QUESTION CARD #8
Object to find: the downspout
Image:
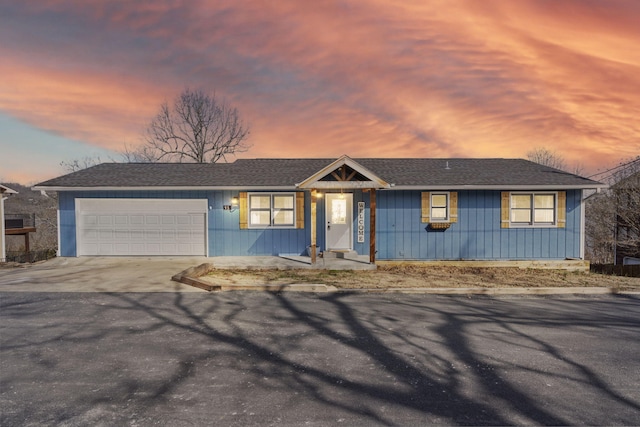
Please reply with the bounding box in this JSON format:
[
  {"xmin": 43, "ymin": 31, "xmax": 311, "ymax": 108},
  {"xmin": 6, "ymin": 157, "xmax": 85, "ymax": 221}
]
[
  {"xmin": 57, "ymin": 208, "xmax": 61, "ymax": 257},
  {"xmin": 580, "ymin": 190, "xmax": 586, "ymax": 260},
  {"xmin": 1, "ymin": 196, "xmax": 6, "ymax": 262}
]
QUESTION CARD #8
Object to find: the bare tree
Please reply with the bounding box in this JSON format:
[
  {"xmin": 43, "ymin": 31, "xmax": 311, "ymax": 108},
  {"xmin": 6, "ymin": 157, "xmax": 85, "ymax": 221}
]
[
  {"xmin": 585, "ymin": 157, "xmax": 640, "ymax": 264},
  {"xmin": 120, "ymin": 143, "xmax": 159, "ymax": 163},
  {"xmin": 610, "ymin": 161, "xmax": 640, "ymax": 263},
  {"xmin": 144, "ymin": 88, "xmax": 250, "ymax": 163},
  {"xmin": 585, "ymin": 193, "xmax": 616, "ymax": 263},
  {"xmin": 60, "ymin": 155, "xmax": 104, "ymax": 173},
  {"xmin": 526, "ymin": 147, "xmax": 586, "ymax": 175},
  {"xmin": 526, "ymin": 147, "xmax": 567, "ymax": 170}
]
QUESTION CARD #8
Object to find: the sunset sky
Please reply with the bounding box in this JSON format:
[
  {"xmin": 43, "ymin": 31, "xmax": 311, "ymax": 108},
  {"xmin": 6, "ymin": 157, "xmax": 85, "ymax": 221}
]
[{"xmin": 1, "ymin": 1, "xmax": 639, "ymax": 184}]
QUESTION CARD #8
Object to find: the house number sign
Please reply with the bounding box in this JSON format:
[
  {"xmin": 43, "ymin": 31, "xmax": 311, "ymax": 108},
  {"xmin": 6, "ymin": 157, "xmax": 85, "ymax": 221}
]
[{"xmin": 357, "ymin": 202, "xmax": 365, "ymax": 243}]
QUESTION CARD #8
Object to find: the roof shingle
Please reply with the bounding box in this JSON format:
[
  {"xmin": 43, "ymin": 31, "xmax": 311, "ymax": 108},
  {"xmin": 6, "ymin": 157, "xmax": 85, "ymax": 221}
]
[{"xmin": 34, "ymin": 158, "xmax": 603, "ymax": 189}]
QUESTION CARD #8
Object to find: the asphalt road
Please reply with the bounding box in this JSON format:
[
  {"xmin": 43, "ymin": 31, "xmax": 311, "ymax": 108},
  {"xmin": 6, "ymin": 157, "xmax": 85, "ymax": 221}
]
[{"xmin": 1, "ymin": 292, "xmax": 639, "ymax": 426}]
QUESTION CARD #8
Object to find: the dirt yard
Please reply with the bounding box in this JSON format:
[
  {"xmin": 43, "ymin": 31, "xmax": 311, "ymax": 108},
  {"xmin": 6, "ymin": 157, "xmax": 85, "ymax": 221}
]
[{"xmin": 205, "ymin": 265, "xmax": 640, "ymax": 291}]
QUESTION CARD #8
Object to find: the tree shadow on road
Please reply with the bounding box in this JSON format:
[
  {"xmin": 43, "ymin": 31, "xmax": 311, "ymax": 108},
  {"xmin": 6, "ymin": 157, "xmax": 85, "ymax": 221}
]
[{"xmin": 2, "ymin": 292, "xmax": 639, "ymax": 425}]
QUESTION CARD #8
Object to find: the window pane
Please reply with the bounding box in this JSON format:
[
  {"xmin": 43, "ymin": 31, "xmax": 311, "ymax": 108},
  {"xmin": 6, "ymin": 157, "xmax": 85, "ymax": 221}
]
[
  {"xmin": 431, "ymin": 194, "xmax": 447, "ymax": 207},
  {"xmin": 512, "ymin": 209, "xmax": 531, "ymax": 223},
  {"xmin": 535, "ymin": 195, "xmax": 555, "ymax": 209},
  {"xmin": 431, "ymin": 207, "xmax": 447, "ymax": 219},
  {"xmin": 250, "ymin": 195, "xmax": 271, "ymax": 209},
  {"xmin": 331, "ymin": 199, "xmax": 347, "ymax": 224},
  {"xmin": 535, "ymin": 209, "xmax": 555, "ymax": 223},
  {"xmin": 273, "ymin": 195, "xmax": 294, "ymax": 209},
  {"xmin": 512, "ymin": 195, "xmax": 531, "ymax": 209},
  {"xmin": 273, "ymin": 210, "xmax": 294, "ymax": 225},
  {"xmin": 250, "ymin": 211, "xmax": 270, "ymax": 225}
]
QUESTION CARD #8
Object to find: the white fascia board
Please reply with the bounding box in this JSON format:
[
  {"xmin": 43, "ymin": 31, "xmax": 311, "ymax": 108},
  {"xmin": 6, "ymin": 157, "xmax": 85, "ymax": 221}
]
[
  {"xmin": 309, "ymin": 181, "xmax": 384, "ymax": 189},
  {"xmin": 0, "ymin": 185, "xmax": 18, "ymax": 194},
  {"xmin": 32, "ymin": 183, "xmax": 607, "ymax": 192},
  {"xmin": 32, "ymin": 185, "xmax": 299, "ymax": 192},
  {"xmin": 389, "ymin": 184, "xmax": 608, "ymax": 191},
  {"xmin": 296, "ymin": 155, "xmax": 391, "ymax": 189}
]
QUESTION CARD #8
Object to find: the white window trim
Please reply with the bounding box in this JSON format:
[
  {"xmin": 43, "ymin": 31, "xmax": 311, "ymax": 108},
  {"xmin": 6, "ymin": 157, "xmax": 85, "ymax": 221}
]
[
  {"xmin": 430, "ymin": 192, "xmax": 450, "ymax": 223},
  {"xmin": 248, "ymin": 192, "xmax": 296, "ymax": 229},
  {"xmin": 509, "ymin": 192, "xmax": 558, "ymax": 228}
]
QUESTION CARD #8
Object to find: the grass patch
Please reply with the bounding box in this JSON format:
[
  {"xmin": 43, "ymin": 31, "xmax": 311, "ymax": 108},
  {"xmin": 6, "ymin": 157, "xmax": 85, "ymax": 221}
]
[{"xmin": 203, "ymin": 266, "xmax": 640, "ymax": 290}]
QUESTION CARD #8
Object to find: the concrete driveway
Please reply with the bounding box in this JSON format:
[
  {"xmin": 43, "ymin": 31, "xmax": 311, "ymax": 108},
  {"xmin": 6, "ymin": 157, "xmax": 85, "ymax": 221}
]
[
  {"xmin": 0, "ymin": 255, "xmax": 376, "ymax": 293},
  {"xmin": 0, "ymin": 257, "xmax": 210, "ymax": 292}
]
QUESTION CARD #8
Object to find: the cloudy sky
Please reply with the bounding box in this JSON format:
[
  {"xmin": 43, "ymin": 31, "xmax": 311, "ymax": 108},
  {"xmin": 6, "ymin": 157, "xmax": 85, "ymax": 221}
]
[{"xmin": 1, "ymin": 0, "xmax": 639, "ymax": 184}]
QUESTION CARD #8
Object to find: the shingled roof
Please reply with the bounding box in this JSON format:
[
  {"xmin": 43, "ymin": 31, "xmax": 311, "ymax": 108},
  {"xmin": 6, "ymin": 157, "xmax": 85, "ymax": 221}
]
[{"xmin": 33, "ymin": 158, "xmax": 604, "ymax": 190}]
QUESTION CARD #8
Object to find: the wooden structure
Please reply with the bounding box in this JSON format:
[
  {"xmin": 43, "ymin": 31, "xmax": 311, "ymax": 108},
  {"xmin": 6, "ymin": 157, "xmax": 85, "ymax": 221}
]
[
  {"xmin": 296, "ymin": 156, "xmax": 389, "ymax": 264},
  {"xmin": 4, "ymin": 213, "xmax": 37, "ymax": 263}
]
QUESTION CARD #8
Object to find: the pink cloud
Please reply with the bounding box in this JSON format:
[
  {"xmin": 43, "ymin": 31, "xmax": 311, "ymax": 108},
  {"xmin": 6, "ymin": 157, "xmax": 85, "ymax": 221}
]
[{"xmin": 0, "ymin": 0, "xmax": 638, "ymax": 177}]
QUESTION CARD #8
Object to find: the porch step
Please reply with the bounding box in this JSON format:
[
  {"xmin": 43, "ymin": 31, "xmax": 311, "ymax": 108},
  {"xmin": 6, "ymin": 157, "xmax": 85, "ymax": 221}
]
[{"xmin": 324, "ymin": 250, "xmax": 359, "ymax": 261}]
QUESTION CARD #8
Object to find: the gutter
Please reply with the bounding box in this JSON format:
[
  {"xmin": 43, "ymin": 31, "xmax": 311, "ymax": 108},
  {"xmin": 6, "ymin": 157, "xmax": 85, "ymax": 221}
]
[
  {"xmin": 32, "ymin": 185, "xmax": 300, "ymax": 192},
  {"xmin": 33, "ymin": 184, "xmax": 608, "ymax": 192}
]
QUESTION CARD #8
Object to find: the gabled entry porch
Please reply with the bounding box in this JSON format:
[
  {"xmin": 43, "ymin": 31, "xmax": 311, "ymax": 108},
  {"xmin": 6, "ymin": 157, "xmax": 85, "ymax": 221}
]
[{"xmin": 296, "ymin": 155, "xmax": 390, "ymax": 265}]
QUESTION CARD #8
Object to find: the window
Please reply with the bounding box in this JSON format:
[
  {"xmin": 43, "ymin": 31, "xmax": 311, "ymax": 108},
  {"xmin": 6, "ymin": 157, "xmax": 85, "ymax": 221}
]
[
  {"xmin": 248, "ymin": 193, "xmax": 295, "ymax": 228},
  {"xmin": 430, "ymin": 193, "xmax": 449, "ymax": 222},
  {"xmin": 421, "ymin": 192, "xmax": 458, "ymax": 223},
  {"xmin": 510, "ymin": 193, "xmax": 556, "ymax": 226}
]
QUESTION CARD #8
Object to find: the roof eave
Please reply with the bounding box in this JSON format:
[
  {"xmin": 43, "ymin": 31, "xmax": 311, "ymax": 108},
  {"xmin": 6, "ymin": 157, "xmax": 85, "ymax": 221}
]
[
  {"xmin": 33, "ymin": 183, "xmax": 608, "ymax": 192},
  {"xmin": 31, "ymin": 185, "xmax": 301, "ymax": 192},
  {"xmin": 0, "ymin": 185, "xmax": 18, "ymax": 194},
  {"xmin": 390, "ymin": 184, "xmax": 609, "ymax": 190}
]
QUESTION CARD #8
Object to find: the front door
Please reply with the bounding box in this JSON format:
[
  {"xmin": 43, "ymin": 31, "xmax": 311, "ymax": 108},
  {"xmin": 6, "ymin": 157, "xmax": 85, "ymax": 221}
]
[{"xmin": 326, "ymin": 193, "xmax": 352, "ymax": 250}]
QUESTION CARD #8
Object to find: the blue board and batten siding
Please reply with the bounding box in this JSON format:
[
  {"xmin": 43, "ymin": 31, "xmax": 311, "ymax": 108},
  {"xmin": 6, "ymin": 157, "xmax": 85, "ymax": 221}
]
[
  {"xmin": 375, "ymin": 190, "xmax": 581, "ymax": 260},
  {"xmin": 209, "ymin": 191, "xmax": 309, "ymax": 256},
  {"xmin": 58, "ymin": 189, "xmax": 582, "ymax": 260},
  {"xmin": 58, "ymin": 191, "xmax": 310, "ymax": 257}
]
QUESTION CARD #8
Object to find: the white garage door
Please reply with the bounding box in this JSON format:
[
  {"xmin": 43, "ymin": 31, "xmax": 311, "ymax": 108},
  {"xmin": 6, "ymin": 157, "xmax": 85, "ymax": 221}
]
[{"xmin": 76, "ymin": 199, "xmax": 207, "ymax": 256}]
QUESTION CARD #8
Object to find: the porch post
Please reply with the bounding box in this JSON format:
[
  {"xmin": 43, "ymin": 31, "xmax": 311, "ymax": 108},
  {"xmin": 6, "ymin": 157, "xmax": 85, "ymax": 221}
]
[
  {"xmin": 310, "ymin": 189, "xmax": 318, "ymax": 264},
  {"xmin": 369, "ymin": 189, "xmax": 376, "ymax": 264},
  {"xmin": 25, "ymin": 232, "xmax": 30, "ymax": 263}
]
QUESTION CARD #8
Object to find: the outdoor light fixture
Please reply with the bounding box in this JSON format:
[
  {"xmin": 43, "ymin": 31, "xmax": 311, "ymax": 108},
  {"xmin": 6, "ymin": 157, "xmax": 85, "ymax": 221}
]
[{"xmin": 223, "ymin": 196, "xmax": 240, "ymax": 211}]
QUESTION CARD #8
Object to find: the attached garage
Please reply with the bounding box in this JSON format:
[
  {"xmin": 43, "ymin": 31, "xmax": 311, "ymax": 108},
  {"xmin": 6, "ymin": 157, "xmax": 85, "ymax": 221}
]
[{"xmin": 76, "ymin": 199, "xmax": 207, "ymax": 256}]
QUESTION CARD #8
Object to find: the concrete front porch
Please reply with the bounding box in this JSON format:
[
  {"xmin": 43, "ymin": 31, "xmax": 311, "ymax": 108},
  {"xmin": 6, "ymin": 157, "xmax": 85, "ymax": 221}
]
[{"xmin": 210, "ymin": 254, "xmax": 377, "ymax": 270}]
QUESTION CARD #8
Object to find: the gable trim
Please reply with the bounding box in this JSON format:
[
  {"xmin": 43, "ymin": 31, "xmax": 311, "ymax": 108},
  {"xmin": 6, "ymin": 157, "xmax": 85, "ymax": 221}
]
[{"xmin": 296, "ymin": 155, "xmax": 391, "ymax": 189}]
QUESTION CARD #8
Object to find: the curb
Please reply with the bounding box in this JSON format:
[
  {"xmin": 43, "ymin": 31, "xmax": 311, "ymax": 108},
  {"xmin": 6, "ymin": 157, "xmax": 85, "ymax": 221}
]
[
  {"xmin": 335, "ymin": 286, "xmax": 623, "ymax": 295},
  {"xmin": 172, "ymin": 263, "xmax": 219, "ymax": 291},
  {"xmin": 172, "ymin": 265, "xmax": 339, "ymax": 293},
  {"xmin": 219, "ymin": 283, "xmax": 337, "ymax": 292}
]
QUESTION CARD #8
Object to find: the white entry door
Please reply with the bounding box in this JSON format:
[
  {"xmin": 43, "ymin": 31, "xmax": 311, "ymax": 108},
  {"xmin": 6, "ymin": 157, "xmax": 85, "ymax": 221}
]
[
  {"xmin": 326, "ymin": 193, "xmax": 352, "ymax": 250},
  {"xmin": 76, "ymin": 199, "xmax": 207, "ymax": 256}
]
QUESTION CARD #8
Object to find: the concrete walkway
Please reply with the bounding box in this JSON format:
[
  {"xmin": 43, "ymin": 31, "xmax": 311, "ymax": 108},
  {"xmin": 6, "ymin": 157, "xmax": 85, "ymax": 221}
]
[{"xmin": 209, "ymin": 255, "xmax": 376, "ymax": 270}]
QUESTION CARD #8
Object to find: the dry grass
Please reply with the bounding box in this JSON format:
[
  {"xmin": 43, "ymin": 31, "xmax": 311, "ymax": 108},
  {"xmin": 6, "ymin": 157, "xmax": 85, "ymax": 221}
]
[{"xmin": 203, "ymin": 265, "xmax": 640, "ymax": 291}]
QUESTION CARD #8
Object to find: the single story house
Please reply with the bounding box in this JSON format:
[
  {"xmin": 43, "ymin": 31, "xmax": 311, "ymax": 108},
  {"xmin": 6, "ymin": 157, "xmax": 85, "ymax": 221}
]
[{"xmin": 33, "ymin": 156, "xmax": 605, "ymax": 265}]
